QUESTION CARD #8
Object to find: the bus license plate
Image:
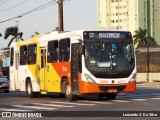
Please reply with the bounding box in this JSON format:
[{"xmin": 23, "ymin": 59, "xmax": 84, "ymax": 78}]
[{"xmin": 107, "ymin": 89, "xmax": 117, "ymax": 93}]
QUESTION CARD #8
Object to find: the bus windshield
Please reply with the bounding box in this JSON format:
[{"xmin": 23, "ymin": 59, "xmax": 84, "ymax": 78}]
[{"xmin": 84, "ymin": 39, "xmax": 135, "ymax": 78}]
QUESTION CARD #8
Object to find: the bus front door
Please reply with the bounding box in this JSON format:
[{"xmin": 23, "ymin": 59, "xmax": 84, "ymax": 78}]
[
  {"xmin": 40, "ymin": 48, "xmax": 46, "ymax": 91},
  {"xmin": 15, "ymin": 52, "xmax": 20, "ymax": 90},
  {"xmin": 71, "ymin": 43, "xmax": 81, "ymax": 94}
]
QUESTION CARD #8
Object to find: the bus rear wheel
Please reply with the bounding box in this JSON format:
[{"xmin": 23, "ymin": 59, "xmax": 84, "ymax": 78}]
[
  {"xmin": 26, "ymin": 80, "xmax": 37, "ymax": 98},
  {"xmin": 64, "ymin": 81, "xmax": 76, "ymax": 101}
]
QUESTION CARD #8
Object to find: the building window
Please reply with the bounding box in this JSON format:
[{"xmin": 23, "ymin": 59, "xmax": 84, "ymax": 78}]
[
  {"xmin": 111, "ymin": 13, "xmax": 115, "ymax": 16},
  {"xmin": 111, "ymin": 20, "xmax": 115, "ymax": 23}
]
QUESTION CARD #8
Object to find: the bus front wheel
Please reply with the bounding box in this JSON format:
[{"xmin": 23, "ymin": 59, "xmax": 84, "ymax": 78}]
[
  {"xmin": 26, "ymin": 80, "xmax": 37, "ymax": 98},
  {"xmin": 106, "ymin": 93, "xmax": 117, "ymax": 100},
  {"xmin": 98, "ymin": 93, "xmax": 117, "ymax": 100},
  {"xmin": 64, "ymin": 81, "xmax": 76, "ymax": 101}
]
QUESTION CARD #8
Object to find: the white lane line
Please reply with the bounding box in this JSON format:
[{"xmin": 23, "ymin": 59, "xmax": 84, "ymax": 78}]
[
  {"xmin": 0, "ymin": 108, "xmax": 30, "ymax": 111},
  {"xmin": 131, "ymin": 99, "xmax": 146, "ymax": 101},
  {"xmin": 77, "ymin": 100, "xmax": 112, "ymax": 104},
  {"xmin": 12, "ymin": 105, "xmax": 56, "ymax": 110},
  {"xmin": 111, "ymin": 100, "xmax": 129, "ymax": 102},
  {"xmin": 150, "ymin": 98, "xmax": 160, "ymax": 100},
  {"xmin": 50, "ymin": 101, "xmax": 95, "ymax": 106},
  {"xmin": 32, "ymin": 103, "xmax": 74, "ymax": 108}
]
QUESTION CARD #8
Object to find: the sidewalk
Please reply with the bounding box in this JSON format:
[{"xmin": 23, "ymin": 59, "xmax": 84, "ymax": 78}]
[{"xmin": 136, "ymin": 81, "xmax": 160, "ymax": 88}]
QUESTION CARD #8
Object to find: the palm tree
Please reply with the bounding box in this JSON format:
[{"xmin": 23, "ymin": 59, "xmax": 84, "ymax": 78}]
[
  {"xmin": 0, "ymin": 33, "xmax": 2, "ymax": 37},
  {"xmin": 133, "ymin": 28, "xmax": 157, "ymax": 82},
  {"xmin": 4, "ymin": 26, "xmax": 23, "ymax": 47},
  {"xmin": 133, "ymin": 28, "xmax": 157, "ymax": 47},
  {"xmin": 31, "ymin": 32, "xmax": 40, "ymax": 37}
]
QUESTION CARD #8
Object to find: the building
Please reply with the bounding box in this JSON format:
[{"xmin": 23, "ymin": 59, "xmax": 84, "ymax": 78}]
[
  {"xmin": 0, "ymin": 47, "xmax": 10, "ymax": 67},
  {"xmin": 97, "ymin": 0, "xmax": 160, "ymax": 45}
]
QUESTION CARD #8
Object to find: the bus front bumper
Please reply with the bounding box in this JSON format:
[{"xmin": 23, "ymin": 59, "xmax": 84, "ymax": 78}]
[{"xmin": 79, "ymin": 81, "xmax": 136, "ymax": 94}]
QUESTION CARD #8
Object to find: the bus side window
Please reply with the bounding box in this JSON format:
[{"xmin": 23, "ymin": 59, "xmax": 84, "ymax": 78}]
[
  {"xmin": 47, "ymin": 40, "xmax": 58, "ymax": 63},
  {"xmin": 10, "ymin": 47, "xmax": 14, "ymax": 66},
  {"xmin": 27, "ymin": 44, "xmax": 37, "ymax": 64},
  {"xmin": 20, "ymin": 45, "xmax": 27, "ymax": 65},
  {"xmin": 59, "ymin": 38, "xmax": 70, "ymax": 62}
]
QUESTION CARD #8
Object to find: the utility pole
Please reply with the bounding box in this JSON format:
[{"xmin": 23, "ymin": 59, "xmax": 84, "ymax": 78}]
[
  {"xmin": 146, "ymin": 0, "xmax": 150, "ymax": 82},
  {"xmin": 58, "ymin": 0, "xmax": 64, "ymax": 33}
]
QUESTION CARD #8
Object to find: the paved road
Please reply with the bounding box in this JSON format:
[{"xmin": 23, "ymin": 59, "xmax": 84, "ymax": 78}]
[{"xmin": 0, "ymin": 86, "xmax": 160, "ymax": 120}]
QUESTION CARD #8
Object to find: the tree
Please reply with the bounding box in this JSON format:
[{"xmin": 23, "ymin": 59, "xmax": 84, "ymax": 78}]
[
  {"xmin": 133, "ymin": 28, "xmax": 157, "ymax": 47},
  {"xmin": 133, "ymin": 28, "xmax": 157, "ymax": 82},
  {"xmin": 4, "ymin": 26, "xmax": 24, "ymax": 47},
  {"xmin": 0, "ymin": 33, "xmax": 2, "ymax": 37},
  {"xmin": 31, "ymin": 32, "xmax": 40, "ymax": 37}
]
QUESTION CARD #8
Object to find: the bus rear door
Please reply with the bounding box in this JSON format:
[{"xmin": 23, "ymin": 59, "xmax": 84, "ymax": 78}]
[{"xmin": 40, "ymin": 48, "xmax": 46, "ymax": 92}]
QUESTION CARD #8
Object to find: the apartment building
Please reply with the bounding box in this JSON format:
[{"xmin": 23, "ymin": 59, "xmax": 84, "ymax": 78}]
[{"xmin": 97, "ymin": 0, "xmax": 160, "ymax": 45}]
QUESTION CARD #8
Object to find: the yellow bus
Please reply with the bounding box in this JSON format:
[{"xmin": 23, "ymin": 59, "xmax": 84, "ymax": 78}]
[{"xmin": 10, "ymin": 29, "xmax": 136, "ymax": 101}]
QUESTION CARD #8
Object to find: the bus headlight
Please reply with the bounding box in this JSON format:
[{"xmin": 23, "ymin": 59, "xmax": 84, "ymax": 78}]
[
  {"xmin": 129, "ymin": 73, "xmax": 136, "ymax": 83},
  {"xmin": 84, "ymin": 73, "xmax": 96, "ymax": 84}
]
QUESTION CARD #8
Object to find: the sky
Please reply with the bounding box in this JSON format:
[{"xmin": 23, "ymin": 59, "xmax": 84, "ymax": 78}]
[{"xmin": 0, "ymin": 0, "xmax": 97, "ymax": 48}]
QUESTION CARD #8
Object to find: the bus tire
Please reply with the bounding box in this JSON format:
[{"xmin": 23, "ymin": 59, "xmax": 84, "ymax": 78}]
[
  {"xmin": 64, "ymin": 81, "xmax": 76, "ymax": 101},
  {"xmin": 106, "ymin": 93, "xmax": 117, "ymax": 100},
  {"xmin": 98, "ymin": 93, "xmax": 107, "ymax": 98},
  {"xmin": 26, "ymin": 80, "xmax": 37, "ymax": 98}
]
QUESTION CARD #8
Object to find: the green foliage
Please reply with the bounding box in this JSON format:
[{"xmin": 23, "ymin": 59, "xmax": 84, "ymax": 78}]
[
  {"xmin": 133, "ymin": 28, "xmax": 157, "ymax": 47},
  {"xmin": 4, "ymin": 26, "xmax": 23, "ymax": 47},
  {"xmin": 31, "ymin": 32, "xmax": 40, "ymax": 37}
]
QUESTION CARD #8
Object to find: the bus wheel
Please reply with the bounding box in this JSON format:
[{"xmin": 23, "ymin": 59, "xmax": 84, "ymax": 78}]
[
  {"xmin": 106, "ymin": 93, "xmax": 117, "ymax": 100},
  {"xmin": 26, "ymin": 80, "xmax": 37, "ymax": 98},
  {"xmin": 65, "ymin": 81, "xmax": 76, "ymax": 101},
  {"xmin": 98, "ymin": 93, "xmax": 107, "ymax": 98}
]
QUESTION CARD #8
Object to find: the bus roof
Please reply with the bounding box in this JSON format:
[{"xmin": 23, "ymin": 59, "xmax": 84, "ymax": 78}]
[{"xmin": 10, "ymin": 29, "xmax": 131, "ymax": 47}]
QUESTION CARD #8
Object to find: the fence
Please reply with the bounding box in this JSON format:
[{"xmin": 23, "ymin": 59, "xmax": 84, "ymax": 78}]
[
  {"xmin": 136, "ymin": 46, "xmax": 160, "ymax": 73},
  {"xmin": 136, "ymin": 46, "xmax": 160, "ymax": 82}
]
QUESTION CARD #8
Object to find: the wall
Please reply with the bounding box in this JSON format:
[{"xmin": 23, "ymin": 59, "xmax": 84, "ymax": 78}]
[{"xmin": 137, "ymin": 73, "xmax": 160, "ymax": 82}]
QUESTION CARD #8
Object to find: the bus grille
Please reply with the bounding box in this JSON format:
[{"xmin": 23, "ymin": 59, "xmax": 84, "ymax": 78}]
[{"xmin": 98, "ymin": 86, "xmax": 126, "ymax": 92}]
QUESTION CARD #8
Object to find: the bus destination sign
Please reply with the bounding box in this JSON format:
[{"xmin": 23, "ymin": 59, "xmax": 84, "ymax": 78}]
[{"xmin": 84, "ymin": 31, "xmax": 131, "ymax": 39}]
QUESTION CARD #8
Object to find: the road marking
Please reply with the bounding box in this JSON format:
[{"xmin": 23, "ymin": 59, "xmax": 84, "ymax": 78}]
[
  {"xmin": 32, "ymin": 103, "xmax": 74, "ymax": 108},
  {"xmin": 132, "ymin": 99, "xmax": 146, "ymax": 101},
  {"xmin": 12, "ymin": 105, "xmax": 56, "ymax": 110},
  {"xmin": 111, "ymin": 100, "xmax": 129, "ymax": 102},
  {"xmin": 150, "ymin": 98, "xmax": 160, "ymax": 100},
  {"xmin": 50, "ymin": 101, "xmax": 95, "ymax": 106},
  {"xmin": 78, "ymin": 100, "xmax": 112, "ymax": 104},
  {"xmin": 0, "ymin": 108, "xmax": 30, "ymax": 111}
]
